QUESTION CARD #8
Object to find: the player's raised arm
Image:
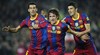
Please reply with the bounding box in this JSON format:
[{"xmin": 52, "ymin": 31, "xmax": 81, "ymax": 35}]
[{"xmin": 2, "ymin": 25, "xmax": 21, "ymax": 32}]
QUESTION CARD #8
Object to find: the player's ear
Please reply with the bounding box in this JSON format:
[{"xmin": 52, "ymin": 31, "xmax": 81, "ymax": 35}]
[
  {"xmin": 28, "ymin": 9, "xmax": 30, "ymax": 12},
  {"xmin": 57, "ymin": 16, "xmax": 59, "ymax": 20}
]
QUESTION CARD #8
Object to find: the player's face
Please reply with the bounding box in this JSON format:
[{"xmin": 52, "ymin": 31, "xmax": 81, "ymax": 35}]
[
  {"xmin": 49, "ymin": 13, "xmax": 58, "ymax": 25},
  {"xmin": 28, "ymin": 5, "xmax": 37, "ymax": 16},
  {"xmin": 68, "ymin": 6, "xmax": 77, "ymax": 16}
]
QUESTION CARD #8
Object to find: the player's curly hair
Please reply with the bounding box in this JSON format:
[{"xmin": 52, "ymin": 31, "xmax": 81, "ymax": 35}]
[{"xmin": 48, "ymin": 8, "xmax": 59, "ymax": 20}]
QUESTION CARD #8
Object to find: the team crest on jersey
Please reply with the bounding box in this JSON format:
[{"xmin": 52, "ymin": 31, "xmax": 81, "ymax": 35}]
[
  {"xmin": 48, "ymin": 30, "xmax": 52, "ymax": 33},
  {"xmin": 52, "ymin": 26, "xmax": 56, "ymax": 31},
  {"xmin": 80, "ymin": 25, "xmax": 84, "ymax": 28},
  {"xmin": 75, "ymin": 22, "xmax": 79, "ymax": 27},
  {"xmin": 56, "ymin": 30, "xmax": 61, "ymax": 34}
]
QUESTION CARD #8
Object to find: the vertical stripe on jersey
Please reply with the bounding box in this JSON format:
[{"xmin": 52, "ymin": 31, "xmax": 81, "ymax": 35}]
[
  {"xmin": 40, "ymin": 28, "xmax": 47, "ymax": 49},
  {"xmin": 47, "ymin": 32, "xmax": 52, "ymax": 51},
  {"xmin": 32, "ymin": 30, "xmax": 37, "ymax": 48},
  {"xmin": 69, "ymin": 18, "xmax": 75, "ymax": 31},
  {"xmin": 51, "ymin": 33, "xmax": 58, "ymax": 51},
  {"xmin": 36, "ymin": 29, "xmax": 42, "ymax": 48},
  {"xmin": 56, "ymin": 23, "xmax": 63, "ymax": 52},
  {"xmin": 27, "ymin": 18, "xmax": 32, "ymax": 39},
  {"xmin": 61, "ymin": 32, "xmax": 66, "ymax": 52}
]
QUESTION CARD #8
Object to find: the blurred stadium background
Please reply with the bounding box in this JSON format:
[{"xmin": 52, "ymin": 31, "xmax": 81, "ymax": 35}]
[{"xmin": 0, "ymin": 0, "xmax": 100, "ymax": 55}]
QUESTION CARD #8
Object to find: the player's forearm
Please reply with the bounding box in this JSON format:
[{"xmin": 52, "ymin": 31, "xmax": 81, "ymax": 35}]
[
  {"xmin": 9, "ymin": 28, "xmax": 18, "ymax": 32},
  {"xmin": 78, "ymin": 28, "xmax": 90, "ymax": 36},
  {"xmin": 70, "ymin": 28, "xmax": 90, "ymax": 37},
  {"xmin": 67, "ymin": 25, "xmax": 77, "ymax": 35},
  {"xmin": 9, "ymin": 26, "xmax": 20, "ymax": 32}
]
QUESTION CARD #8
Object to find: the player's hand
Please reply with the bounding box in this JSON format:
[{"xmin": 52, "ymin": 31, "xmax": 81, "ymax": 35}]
[
  {"xmin": 33, "ymin": 24, "xmax": 39, "ymax": 29},
  {"xmin": 29, "ymin": 26, "xmax": 33, "ymax": 29},
  {"xmin": 2, "ymin": 26, "xmax": 10, "ymax": 32},
  {"xmin": 81, "ymin": 34, "xmax": 90, "ymax": 42}
]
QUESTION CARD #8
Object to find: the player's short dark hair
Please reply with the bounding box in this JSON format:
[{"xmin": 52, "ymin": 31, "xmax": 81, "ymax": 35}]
[
  {"xmin": 67, "ymin": 1, "xmax": 78, "ymax": 9},
  {"xmin": 28, "ymin": 2, "xmax": 36, "ymax": 8},
  {"xmin": 48, "ymin": 8, "xmax": 59, "ymax": 20}
]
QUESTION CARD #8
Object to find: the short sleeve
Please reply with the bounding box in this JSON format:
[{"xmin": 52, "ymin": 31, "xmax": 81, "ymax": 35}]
[{"xmin": 82, "ymin": 13, "xmax": 90, "ymax": 24}]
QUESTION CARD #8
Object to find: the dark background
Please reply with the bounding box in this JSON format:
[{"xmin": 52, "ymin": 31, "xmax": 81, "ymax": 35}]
[{"xmin": 0, "ymin": 0, "xmax": 100, "ymax": 55}]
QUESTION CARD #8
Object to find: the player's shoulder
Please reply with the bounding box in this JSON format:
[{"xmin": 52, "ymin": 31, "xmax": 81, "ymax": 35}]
[
  {"xmin": 81, "ymin": 12, "xmax": 88, "ymax": 18},
  {"xmin": 65, "ymin": 15, "xmax": 71, "ymax": 19},
  {"xmin": 38, "ymin": 14, "xmax": 47, "ymax": 21},
  {"xmin": 59, "ymin": 20, "xmax": 68, "ymax": 26},
  {"xmin": 62, "ymin": 15, "xmax": 71, "ymax": 20},
  {"xmin": 25, "ymin": 16, "xmax": 30, "ymax": 19},
  {"xmin": 22, "ymin": 16, "xmax": 30, "ymax": 21}
]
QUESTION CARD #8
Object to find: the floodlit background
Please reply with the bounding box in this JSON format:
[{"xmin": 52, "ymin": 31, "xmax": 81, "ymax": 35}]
[{"xmin": 0, "ymin": 0, "xmax": 100, "ymax": 55}]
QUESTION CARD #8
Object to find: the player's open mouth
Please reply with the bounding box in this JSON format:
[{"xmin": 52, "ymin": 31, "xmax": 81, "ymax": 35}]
[{"xmin": 51, "ymin": 19, "xmax": 55, "ymax": 21}]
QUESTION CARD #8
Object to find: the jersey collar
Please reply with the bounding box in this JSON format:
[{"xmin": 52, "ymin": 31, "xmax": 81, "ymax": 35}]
[
  {"xmin": 30, "ymin": 13, "xmax": 38, "ymax": 20},
  {"xmin": 72, "ymin": 13, "xmax": 79, "ymax": 20},
  {"xmin": 54, "ymin": 20, "xmax": 60, "ymax": 25}
]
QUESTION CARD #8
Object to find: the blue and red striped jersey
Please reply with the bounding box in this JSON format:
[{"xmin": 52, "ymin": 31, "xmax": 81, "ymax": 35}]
[
  {"xmin": 63, "ymin": 13, "xmax": 96, "ymax": 48},
  {"xmin": 46, "ymin": 20, "xmax": 68, "ymax": 53},
  {"xmin": 20, "ymin": 13, "xmax": 48, "ymax": 49},
  {"xmin": 63, "ymin": 13, "xmax": 90, "ymax": 32}
]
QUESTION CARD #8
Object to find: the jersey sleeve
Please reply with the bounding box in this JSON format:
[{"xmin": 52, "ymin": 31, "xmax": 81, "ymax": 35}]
[
  {"xmin": 62, "ymin": 17, "xmax": 69, "ymax": 23},
  {"xmin": 82, "ymin": 13, "xmax": 90, "ymax": 24},
  {"xmin": 20, "ymin": 19, "xmax": 26, "ymax": 28},
  {"xmin": 62, "ymin": 23, "xmax": 68, "ymax": 31}
]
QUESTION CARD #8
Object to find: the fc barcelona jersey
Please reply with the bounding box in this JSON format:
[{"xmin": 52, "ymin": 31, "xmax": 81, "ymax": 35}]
[
  {"xmin": 20, "ymin": 13, "xmax": 48, "ymax": 49},
  {"xmin": 63, "ymin": 13, "xmax": 94, "ymax": 44},
  {"xmin": 47, "ymin": 20, "xmax": 68, "ymax": 52}
]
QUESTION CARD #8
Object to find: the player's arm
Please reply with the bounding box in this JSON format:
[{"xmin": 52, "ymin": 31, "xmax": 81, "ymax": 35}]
[
  {"xmin": 66, "ymin": 25, "xmax": 76, "ymax": 34},
  {"xmin": 78, "ymin": 23, "xmax": 90, "ymax": 35},
  {"xmin": 2, "ymin": 25, "xmax": 21, "ymax": 32},
  {"xmin": 77, "ymin": 24, "xmax": 90, "ymax": 36},
  {"xmin": 70, "ymin": 14, "xmax": 91, "ymax": 37},
  {"xmin": 9, "ymin": 25, "xmax": 21, "ymax": 32},
  {"xmin": 68, "ymin": 23, "xmax": 90, "ymax": 37}
]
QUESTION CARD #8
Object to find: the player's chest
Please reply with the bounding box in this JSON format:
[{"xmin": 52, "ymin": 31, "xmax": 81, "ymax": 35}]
[
  {"xmin": 69, "ymin": 19, "xmax": 84, "ymax": 29},
  {"xmin": 27, "ymin": 19, "xmax": 40, "ymax": 27},
  {"xmin": 47, "ymin": 25, "xmax": 62, "ymax": 34}
]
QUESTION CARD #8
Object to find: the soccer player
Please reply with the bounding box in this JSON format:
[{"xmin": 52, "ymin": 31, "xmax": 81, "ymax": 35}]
[
  {"xmin": 46, "ymin": 8, "xmax": 68, "ymax": 55},
  {"xmin": 62, "ymin": 1, "xmax": 97, "ymax": 55},
  {"xmin": 2, "ymin": 2, "xmax": 47, "ymax": 55}
]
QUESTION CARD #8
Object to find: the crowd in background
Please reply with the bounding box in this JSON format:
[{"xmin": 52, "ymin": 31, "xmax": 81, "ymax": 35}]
[{"xmin": 0, "ymin": 0, "xmax": 100, "ymax": 55}]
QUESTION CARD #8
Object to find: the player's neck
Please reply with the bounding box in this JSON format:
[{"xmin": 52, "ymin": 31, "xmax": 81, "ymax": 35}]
[
  {"xmin": 30, "ymin": 13, "xmax": 38, "ymax": 20},
  {"xmin": 31, "ymin": 13, "xmax": 37, "ymax": 17},
  {"xmin": 50, "ymin": 20, "xmax": 59, "ymax": 25},
  {"xmin": 72, "ymin": 12, "xmax": 79, "ymax": 20}
]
